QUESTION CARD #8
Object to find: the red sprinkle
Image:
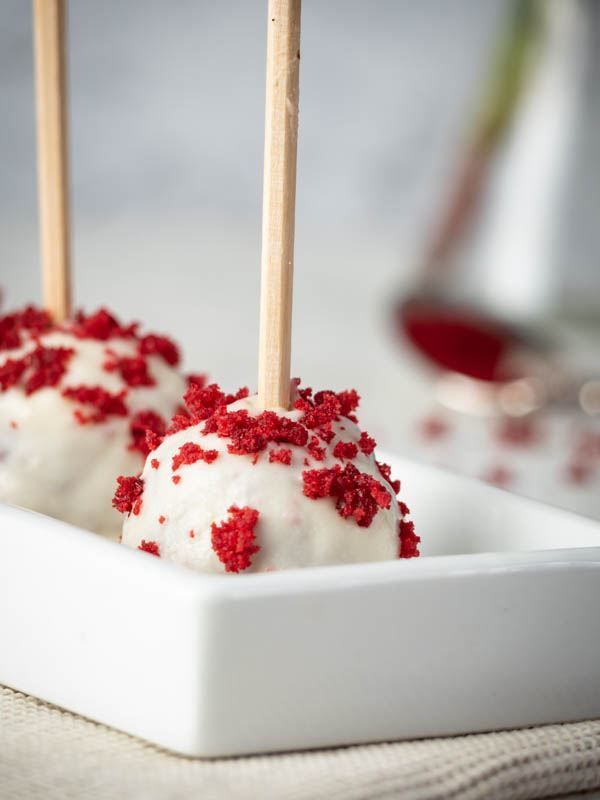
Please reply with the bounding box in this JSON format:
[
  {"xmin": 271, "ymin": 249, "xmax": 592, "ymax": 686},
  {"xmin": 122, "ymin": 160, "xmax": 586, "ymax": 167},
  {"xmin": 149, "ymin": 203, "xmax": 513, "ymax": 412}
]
[
  {"xmin": 172, "ymin": 442, "xmax": 219, "ymax": 471},
  {"xmin": 0, "ymin": 306, "xmax": 52, "ymax": 351},
  {"xmin": 184, "ymin": 383, "xmax": 249, "ymax": 422},
  {"xmin": 129, "ymin": 410, "xmax": 166, "ymax": 455},
  {"xmin": 333, "ymin": 440, "xmax": 359, "ymax": 460},
  {"xmin": 303, "ymin": 463, "xmax": 391, "ymax": 527},
  {"xmin": 104, "ymin": 353, "xmax": 155, "ymax": 387},
  {"xmin": 376, "ymin": 460, "xmax": 400, "ymax": 494},
  {"xmin": 139, "ymin": 333, "xmax": 180, "ymax": 367},
  {"xmin": 0, "ymin": 358, "xmax": 26, "ymax": 392},
  {"xmin": 203, "ymin": 407, "xmax": 308, "ymax": 456},
  {"xmin": 151, "ymin": 458, "xmax": 160, "ymax": 469},
  {"xmin": 70, "ymin": 308, "xmax": 137, "ymax": 341},
  {"xmin": 358, "ymin": 431, "xmax": 376, "ymax": 455},
  {"xmin": 211, "ymin": 505, "xmax": 260, "ymax": 573},
  {"xmin": 399, "ymin": 519, "xmax": 420, "ymax": 558},
  {"xmin": 307, "ymin": 436, "xmax": 326, "ymax": 461},
  {"xmin": 269, "ymin": 448, "xmax": 292, "ymax": 465},
  {"xmin": 187, "ymin": 373, "xmax": 207, "ymax": 388},
  {"xmin": 138, "ymin": 540, "xmax": 160, "ymax": 557},
  {"xmin": 22, "ymin": 345, "xmax": 74, "ymax": 395},
  {"xmin": 63, "ymin": 385, "xmax": 128, "ymax": 424},
  {"xmin": 113, "ymin": 475, "xmax": 144, "ymax": 515}
]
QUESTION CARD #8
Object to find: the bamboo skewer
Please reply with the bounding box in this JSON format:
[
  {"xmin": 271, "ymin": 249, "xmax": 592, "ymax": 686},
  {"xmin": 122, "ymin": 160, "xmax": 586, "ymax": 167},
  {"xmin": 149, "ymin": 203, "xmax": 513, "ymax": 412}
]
[
  {"xmin": 33, "ymin": 0, "xmax": 72, "ymax": 323},
  {"xmin": 257, "ymin": 0, "xmax": 301, "ymax": 411}
]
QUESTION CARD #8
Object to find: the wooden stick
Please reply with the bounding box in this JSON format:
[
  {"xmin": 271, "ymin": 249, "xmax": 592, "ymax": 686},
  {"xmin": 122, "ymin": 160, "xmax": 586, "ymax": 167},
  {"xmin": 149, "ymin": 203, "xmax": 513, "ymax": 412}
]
[
  {"xmin": 33, "ymin": 0, "xmax": 72, "ymax": 323},
  {"xmin": 257, "ymin": 0, "xmax": 301, "ymax": 410}
]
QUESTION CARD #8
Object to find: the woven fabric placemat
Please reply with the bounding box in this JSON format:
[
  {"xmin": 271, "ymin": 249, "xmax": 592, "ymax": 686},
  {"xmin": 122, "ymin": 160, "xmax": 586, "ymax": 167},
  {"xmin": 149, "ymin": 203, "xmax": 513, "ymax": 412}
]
[{"xmin": 1, "ymin": 686, "xmax": 600, "ymax": 800}]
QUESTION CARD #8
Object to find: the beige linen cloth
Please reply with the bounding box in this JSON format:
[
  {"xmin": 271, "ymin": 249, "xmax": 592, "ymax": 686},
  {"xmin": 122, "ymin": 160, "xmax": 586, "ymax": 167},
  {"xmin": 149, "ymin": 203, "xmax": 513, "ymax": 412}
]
[{"xmin": 1, "ymin": 686, "xmax": 600, "ymax": 800}]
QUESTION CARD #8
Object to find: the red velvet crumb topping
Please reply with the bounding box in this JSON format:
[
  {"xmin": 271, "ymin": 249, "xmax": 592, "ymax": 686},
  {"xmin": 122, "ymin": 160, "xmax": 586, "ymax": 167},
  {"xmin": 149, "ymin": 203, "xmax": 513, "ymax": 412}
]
[
  {"xmin": 302, "ymin": 463, "xmax": 391, "ymax": 527},
  {"xmin": 269, "ymin": 448, "xmax": 292, "ymax": 465},
  {"xmin": 70, "ymin": 308, "xmax": 138, "ymax": 341},
  {"xmin": 203, "ymin": 407, "xmax": 308, "ymax": 456},
  {"xmin": 113, "ymin": 475, "xmax": 144, "ymax": 515},
  {"xmin": 0, "ymin": 358, "xmax": 26, "ymax": 392},
  {"xmin": 151, "ymin": 458, "xmax": 160, "ymax": 469},
  {"xmin": 129, "ymin": 410, "xmax": 166, "ymax": 456},
  {"xmin": 376, "ymin": 460, "xmax": 401, "ymax": 494},
  {"xmin": 158, "ymin": 515, "xmax": 166, "ymax": 524},
  {"xmin": 104, "ymin": 352, "xmax": 155, "ymax": 387},
  {"xmin": 358, "ymin": 431, "xmax": 376, "ymax": 455},
  {"xmin": 138, "ymin": 540, "xmax": 160, "ymax": 557},
  {"xmin": 172, "ymin": 442, "xmax": 219, "ymax": 471},
  {"xmin": 139, "ymin": 333, "xmax": 180, "ymax": 367},
  {"xmin": 0, "ymin": 306, "xmax": 52, "ymax": 351},
  {"xmin": 399, "ymin": 519, "xmax": 420, "ymax": 559},
  {"xmin": 211, "ymin": 505, "xmax": 260, "ymax": 573},
  {"xmin": 63, "ymin": 385, "xmax": 128, "ymax": 424},
  {"xmin": 0, "ymin": 345, "xmax": 76, "ymax": 395},
  {"xmin": 172, "ymin": 475, "xmax": 181, "ymax": 484},
  {"xmin": 333, "ymin": 440, "xmax": 358, "ymax": 460}
]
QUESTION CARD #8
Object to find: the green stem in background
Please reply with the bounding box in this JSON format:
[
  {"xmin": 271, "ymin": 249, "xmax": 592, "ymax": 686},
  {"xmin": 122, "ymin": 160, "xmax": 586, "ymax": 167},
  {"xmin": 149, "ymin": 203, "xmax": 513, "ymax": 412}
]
[{"xmin": 423, "ymin": 0, "xmax": 543, "ymax": 274}]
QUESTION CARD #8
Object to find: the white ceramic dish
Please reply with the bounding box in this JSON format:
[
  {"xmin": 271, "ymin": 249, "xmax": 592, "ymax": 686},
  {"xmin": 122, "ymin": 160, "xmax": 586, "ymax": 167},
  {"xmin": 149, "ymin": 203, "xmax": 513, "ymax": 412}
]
[{"xmin": 1, "ymin": 455, "xmax": 600, "ymax": 757}]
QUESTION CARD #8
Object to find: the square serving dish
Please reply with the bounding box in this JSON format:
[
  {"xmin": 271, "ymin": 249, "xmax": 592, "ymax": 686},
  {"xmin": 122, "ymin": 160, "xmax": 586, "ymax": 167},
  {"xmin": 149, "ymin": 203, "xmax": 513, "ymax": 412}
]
[{"xmin": 1, "ymin": 454, "xmax": 600, "ymax": 757}]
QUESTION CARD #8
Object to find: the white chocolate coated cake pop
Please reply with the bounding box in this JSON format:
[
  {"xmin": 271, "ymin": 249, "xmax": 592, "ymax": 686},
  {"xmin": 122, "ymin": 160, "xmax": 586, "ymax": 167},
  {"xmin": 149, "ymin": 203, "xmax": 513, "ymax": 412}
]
[
  {"xmin": 117, "ymin": 382, "xmax": 419, "ymax": 573},
  {"xmin": 0, "ymin": 306, "xmax": 188, "ymax": 536}
]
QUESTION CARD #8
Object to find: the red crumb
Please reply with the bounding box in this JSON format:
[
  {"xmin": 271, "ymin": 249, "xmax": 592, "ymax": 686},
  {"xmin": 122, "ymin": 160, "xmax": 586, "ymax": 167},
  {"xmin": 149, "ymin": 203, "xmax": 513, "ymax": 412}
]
[
  {"xmin": 269, "ymin": 448, "xmax": 292, "ymax": 465},
  {"xmin": 104, "ymin": 353, "xmax": 155, "ymax": 387},
  {"xmin": 211, "ymin": 505, "xmax": 260, "ymax": 573},
  {"xmin": 398, "ymin": 500, "xmax": 410, "ymax": 516},
  {"xmin": 70, "ymin": 308, "xmax": 137, "ymax": 341},
  {"xmin": 481, "ymin": 465, "xmax": 513, "ymax": 488},
  {"xmin": 188, "ymin": 529, "xmax": 196, "ymax": 539},
  {"xmin": 129, "ymin": 410, "xmax": 166, "ymax": 456},
  {"xmin": 208, "ymin": 407, "xmax": 308, "ymax": 456},
  {"xmin": 333, "ymin": 440, "xmax": 359, "ymax": 460},
  {"xmin": 172, "ymin": 475, "xmax": 181, "ymax": 484},
  {"xmin": 307, "ymin": 436, "xmax": 326, "ymax": 461},
  {"xmin": 0, "ymin": 306, "xmax": 52, "ymax": 351},
  {"xmin": 151, "ymin": 458, "xmax": 160, "ymax": 469},
  {"xmin": 399, "ymin": 519, "xmax": 420, "ymax": 558},
  {"xmin": 138, "ymin": 540, "xmax": 160, "ymax": 557},
  {"xmin": 113, "ymin": 475, "xmax": 144, "ymax": 515},
  {"xmin": 496, "ymin": 416, "xmax": 541, "ymax": 447},
  {"xmin": 145, "ymin": 429, "xmax": 164, "ymax": 453},
  {"xmin": 139, "ymin": 334, "xmax": 180, "ymax": 367},
  {"xmin": 21, "ymin": 345, "xmax": 74, "ymax": 394},
  {"xmin": 172, "ymin": 442, "xmax": 219, "ymax": 471},
  {"xmin": 565, "ymin": 461, "xmax": 594, "ymax": 485},
  {"xmin": 158, "ymin": 515, "xmax": 166, "ymax": 524},
  {"xmin": 376, "ymin": 460, "xmax": 401, "ymax": 494},
  {"xmin": 186, "ymin": 373, "xmax": 207, "ymax": 388},
  {"xmin": 358, "ymin": 431, "xmax": 376, "ymax": 455},
  {"xmin": 418, "ymin": 415, "xmax": 449, "ymax": 441},
  {"xmin": 63, "ymin": 385, "xmax": 128, "ymax": 423},
  {"xmin": 183, "ymin": 382, "xmax": 249, "ymax": 422},
  {"xmin": 0, "ymin": 358, "xmax": 26, "ymax": 392},
  {"xmin": 9, "ymin": 420, "xmax": 17, "ymax": 429},
  {"xmin": 303, "ymin": 463, "xmax": 391, "ymax": 527}
]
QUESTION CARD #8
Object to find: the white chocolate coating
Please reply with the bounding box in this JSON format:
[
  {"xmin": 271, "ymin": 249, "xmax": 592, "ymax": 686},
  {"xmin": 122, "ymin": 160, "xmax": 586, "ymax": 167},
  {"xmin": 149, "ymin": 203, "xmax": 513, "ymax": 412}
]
[
  {"xmin": 122, "ymin": 395, "xmax": 402, "ymax": 572},
  {"xmin": 0, "ymin": 328, "xmax": 186, "ymax": 537}
]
